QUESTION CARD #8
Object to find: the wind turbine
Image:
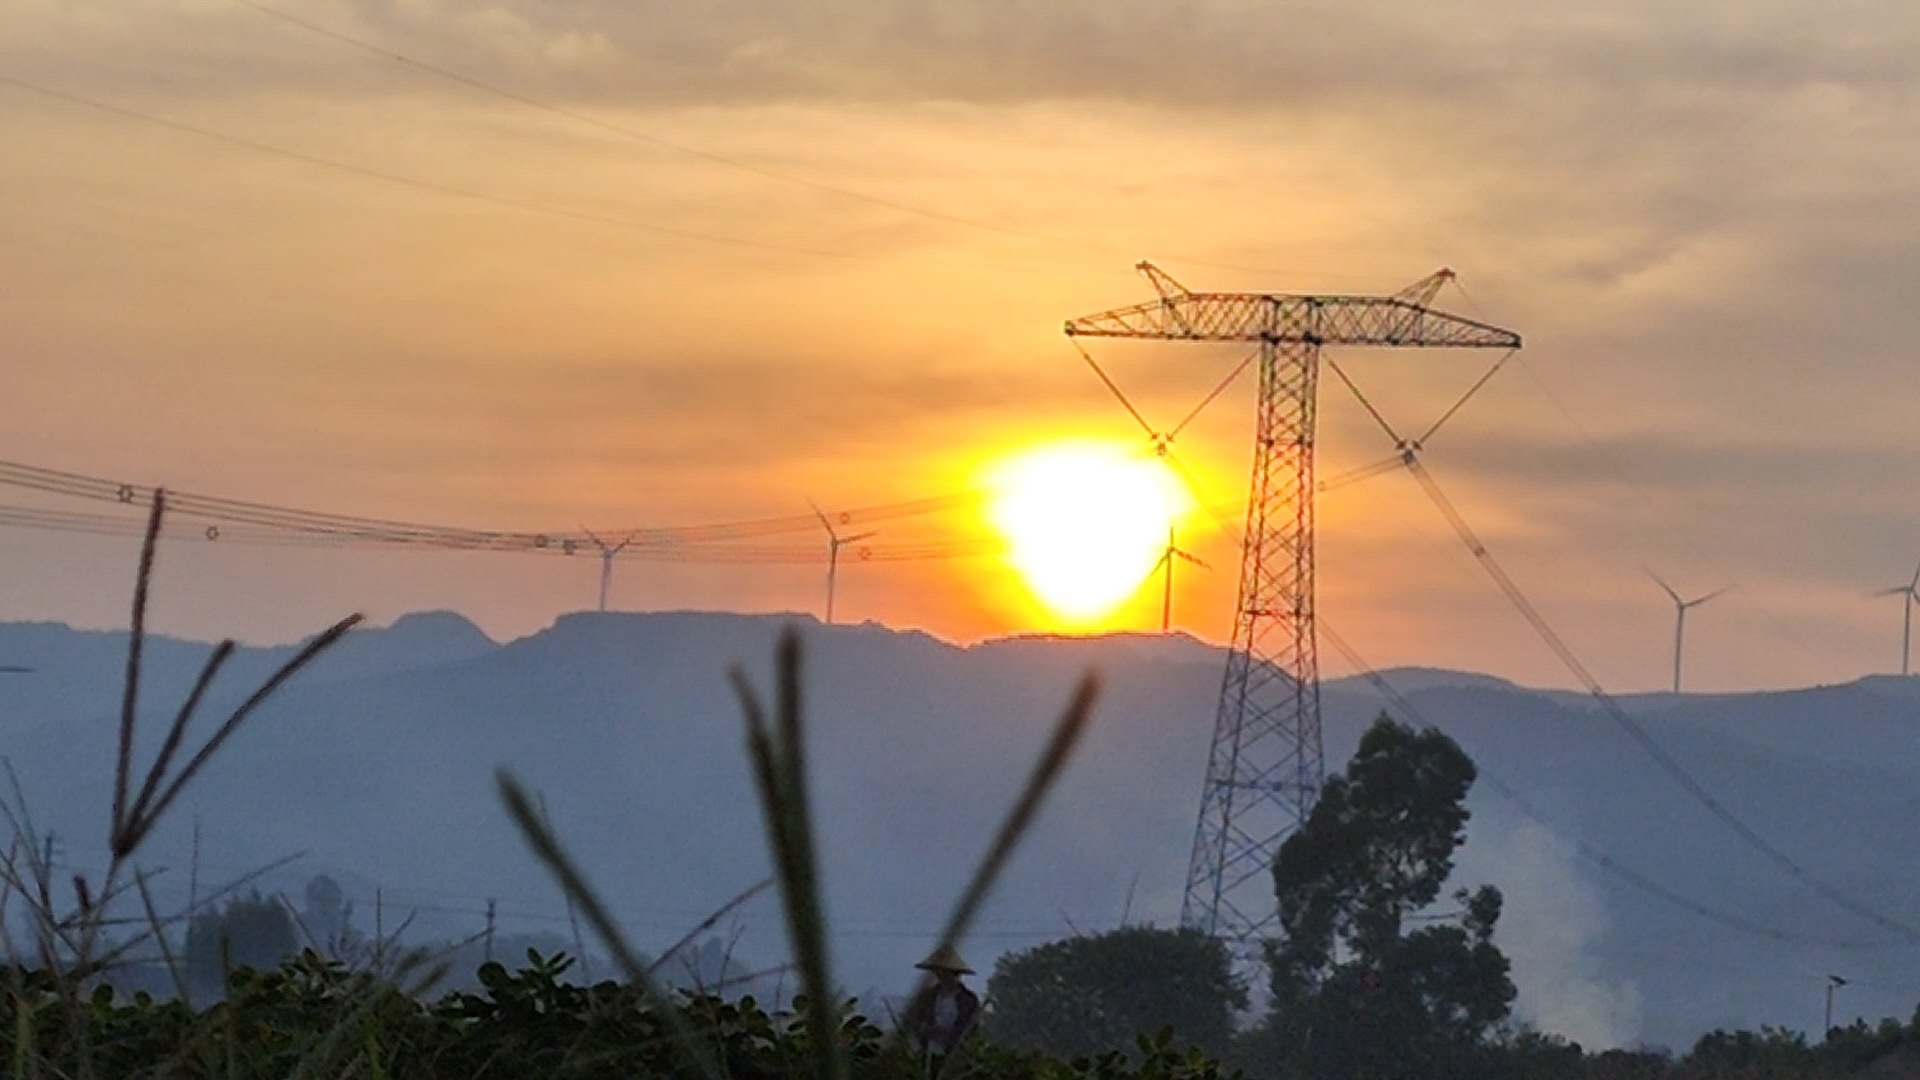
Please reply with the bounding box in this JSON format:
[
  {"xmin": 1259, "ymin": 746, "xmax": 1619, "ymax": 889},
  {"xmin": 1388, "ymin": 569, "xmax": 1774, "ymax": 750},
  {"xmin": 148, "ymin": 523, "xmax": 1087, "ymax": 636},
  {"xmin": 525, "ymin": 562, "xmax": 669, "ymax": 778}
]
[
  {"xmin": 582, "ymin": 529, "xmax": 638, "ymax": 613},
  {"xmin": 810, "ymin": 501, "xmax": 875, "ymax": 626},
  {"xmin": 1874, "ymin": 559, "xmax": 1920, "ymax": 676},
  {"xmin": 1648, "ymin": 571, "xmax": 1734, "ymax": 694},
  {"xmin": 1152, "ymin": 526, "xmax": 1208, "ymax": 633}
]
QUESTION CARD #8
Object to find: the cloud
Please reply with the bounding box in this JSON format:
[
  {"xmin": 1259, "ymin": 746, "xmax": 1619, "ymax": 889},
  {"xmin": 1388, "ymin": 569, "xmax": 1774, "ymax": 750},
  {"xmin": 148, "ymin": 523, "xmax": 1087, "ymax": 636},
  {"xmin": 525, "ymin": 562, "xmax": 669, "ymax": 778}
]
[
  {"xmin": 7, "ymin": 0, "xmax": 1920, "ymax": 674},
  {"xmin": 9, "ymin": 0, "xmax": 1916, "ymax": 115}
]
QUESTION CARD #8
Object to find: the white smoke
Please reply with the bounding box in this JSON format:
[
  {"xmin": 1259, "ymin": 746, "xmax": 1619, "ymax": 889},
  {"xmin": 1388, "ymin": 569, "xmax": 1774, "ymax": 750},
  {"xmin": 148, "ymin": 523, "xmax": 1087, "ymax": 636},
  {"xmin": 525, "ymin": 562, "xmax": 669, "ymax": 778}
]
[{"xmin": 1455, "ymin": 810, "xmax": 1643, "ymax": 1049}]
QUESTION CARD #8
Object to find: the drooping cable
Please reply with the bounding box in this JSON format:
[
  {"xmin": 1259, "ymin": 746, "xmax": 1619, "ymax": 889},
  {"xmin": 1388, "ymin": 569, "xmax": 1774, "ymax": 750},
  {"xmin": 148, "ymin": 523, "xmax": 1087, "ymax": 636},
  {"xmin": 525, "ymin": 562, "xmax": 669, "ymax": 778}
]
[
  {"xmin": 1068, "ymin": 337, "xmax": 1158, "ymax": 440},
  {"xmin": 1316, "ymin": 617, "xmax": 1883, "ymax": 951},
  {"xmin": 1415, "ymin": 348, "xmax": 1518, "ymax": 447},
  {"xmin": 1400, "ymin": 454, "xmax": 1920, "ymax": 941},
  {"xmin": 230, "ymin": 0, "xmax": 1299, "ymax": 278},
  {"xmin": 0, "ymin": 73, "xmax": 873, "ymax": 263},
  {"xmin": 0, "ymin": 501, "xmax": 1000, "ymax": 563},
  {"xmin": 1325, "ymin": 357, "xmax": 1407, "ymax": 448},
  {"xmin": 1167, "ymin": 348, "xmax": 1259, "ymax": 439},
  {"xmin": 0, "ymin": 457, "xmax": 986, "ymax": 554}
]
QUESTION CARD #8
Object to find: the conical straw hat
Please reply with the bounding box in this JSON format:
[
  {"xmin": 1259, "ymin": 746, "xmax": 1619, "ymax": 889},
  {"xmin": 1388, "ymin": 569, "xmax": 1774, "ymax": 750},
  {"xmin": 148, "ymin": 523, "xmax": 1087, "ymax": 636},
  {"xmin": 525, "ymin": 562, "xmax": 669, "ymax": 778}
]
[{"xmin": 915, "ymin": 943, "xmax": 974, "ymax": 974}]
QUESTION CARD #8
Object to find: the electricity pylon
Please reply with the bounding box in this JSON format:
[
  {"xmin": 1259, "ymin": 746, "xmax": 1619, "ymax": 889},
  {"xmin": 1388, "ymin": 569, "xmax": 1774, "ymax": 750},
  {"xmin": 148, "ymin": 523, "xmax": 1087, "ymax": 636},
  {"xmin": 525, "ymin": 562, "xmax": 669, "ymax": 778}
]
[{"xmin": 1065, "ymin": 263, "xmax": 1521, "ymax": 949}]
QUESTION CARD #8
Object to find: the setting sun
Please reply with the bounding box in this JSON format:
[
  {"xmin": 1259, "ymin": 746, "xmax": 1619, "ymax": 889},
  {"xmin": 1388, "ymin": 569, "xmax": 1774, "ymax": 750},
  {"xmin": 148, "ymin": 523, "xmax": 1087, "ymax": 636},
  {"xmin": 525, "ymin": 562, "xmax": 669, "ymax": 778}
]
[{"xmin": 986, "ymin": 441, "xmax": 1193, "ymax": 623}]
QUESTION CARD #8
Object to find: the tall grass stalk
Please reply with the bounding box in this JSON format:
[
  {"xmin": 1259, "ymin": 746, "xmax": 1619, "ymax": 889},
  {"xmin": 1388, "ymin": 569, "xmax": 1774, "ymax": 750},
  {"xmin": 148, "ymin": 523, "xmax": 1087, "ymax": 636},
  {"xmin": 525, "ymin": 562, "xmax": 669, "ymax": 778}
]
[
  {"xmin": 0, "ymin": 489, "xmax": 361, "ymax": 1080},
  {"xmin": 505, "ymin": 623, "xmax": 1102, "ymax": 1080},
  {"xmin": 497, "ymin": 772, "xmax": 725, "ymax": 1080}
]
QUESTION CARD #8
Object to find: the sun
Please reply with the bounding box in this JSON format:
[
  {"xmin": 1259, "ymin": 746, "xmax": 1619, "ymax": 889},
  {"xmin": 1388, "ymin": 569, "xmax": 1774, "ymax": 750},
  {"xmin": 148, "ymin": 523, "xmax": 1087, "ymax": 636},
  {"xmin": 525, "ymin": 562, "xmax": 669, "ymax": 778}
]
[{"xmin": 986, "ymin": 441, "xmax": 1193, "ymax": 624}]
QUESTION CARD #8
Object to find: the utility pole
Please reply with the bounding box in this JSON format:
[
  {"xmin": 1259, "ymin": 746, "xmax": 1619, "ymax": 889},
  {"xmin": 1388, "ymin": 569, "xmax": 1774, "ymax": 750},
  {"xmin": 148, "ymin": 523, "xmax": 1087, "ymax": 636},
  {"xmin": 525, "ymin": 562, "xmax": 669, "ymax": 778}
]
[
  {"xmin": 809, "ymin": 501, "xmax": 875, "ymax": 626},
  {"xmin": 1067, "ymin": 263, "xmax": 1519, "ymax": 951}
]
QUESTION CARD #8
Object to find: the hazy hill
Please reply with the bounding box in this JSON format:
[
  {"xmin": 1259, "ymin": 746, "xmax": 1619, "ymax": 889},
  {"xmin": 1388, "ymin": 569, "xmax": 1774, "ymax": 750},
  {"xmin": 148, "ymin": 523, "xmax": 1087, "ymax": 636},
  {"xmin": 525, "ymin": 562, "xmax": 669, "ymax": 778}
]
[{"xmin": 2, "ymin": 610, "xmax": 1918, "ymax": 1049}]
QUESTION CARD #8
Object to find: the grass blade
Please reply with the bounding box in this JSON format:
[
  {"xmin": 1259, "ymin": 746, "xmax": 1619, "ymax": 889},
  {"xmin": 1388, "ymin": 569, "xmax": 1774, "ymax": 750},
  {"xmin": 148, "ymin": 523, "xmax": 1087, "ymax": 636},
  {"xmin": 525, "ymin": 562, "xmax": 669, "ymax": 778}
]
[
  {"xmin": 127, "ymin": 614, "xmax": 362, "ymax": 855},
  {"xmin": 895, "ymin": 673, "xmax": 1099, "ymax": 1061},
  {"xmin": 112, "ymin": 491, "xmax": 165, "ymax": 848},
  {"xmin": 122, "ymin": 640, "xmax": 234, "ymax": 848},
  {"xmin": 935, "ymin": 673, "xmax": 1099, "ymax": 948},
  {"xmin": 730, "ymin": 629, "xmax": 845, "ymax": 1080},
  {"xmin": 646, "ymin": 877, "xmax": 774, "ymax": 977},
  {"xmin": 497, "ymin": 770, "xmax": 723, "ymax": 1080}
]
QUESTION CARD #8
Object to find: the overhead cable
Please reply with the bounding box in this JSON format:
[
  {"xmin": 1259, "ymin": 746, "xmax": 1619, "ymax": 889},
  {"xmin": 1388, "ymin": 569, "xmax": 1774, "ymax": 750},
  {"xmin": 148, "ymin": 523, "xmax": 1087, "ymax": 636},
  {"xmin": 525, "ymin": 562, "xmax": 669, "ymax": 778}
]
[
  {"xmin": 232, "ymin": 0, "xmax": 1296, "ymax": 278},
  {"xmin": 0, "ymin": 457, "xmax": 987, "ymax": 556},
  {"xmin": 1401, "ymin": 454, "xmax": 1920, "ymax": 942},
  {"xmin": 1317, "ymin": 617, "xmax": 1883, "ymax": 951}
]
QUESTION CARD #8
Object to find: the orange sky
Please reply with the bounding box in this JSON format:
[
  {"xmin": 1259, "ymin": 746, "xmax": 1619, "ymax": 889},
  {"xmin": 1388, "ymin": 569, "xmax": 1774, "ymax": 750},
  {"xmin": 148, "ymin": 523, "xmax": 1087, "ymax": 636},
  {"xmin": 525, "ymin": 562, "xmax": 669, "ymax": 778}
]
[{"xmin": 5, "ymin": 0, "xmax": 1920, "ymax": 691}]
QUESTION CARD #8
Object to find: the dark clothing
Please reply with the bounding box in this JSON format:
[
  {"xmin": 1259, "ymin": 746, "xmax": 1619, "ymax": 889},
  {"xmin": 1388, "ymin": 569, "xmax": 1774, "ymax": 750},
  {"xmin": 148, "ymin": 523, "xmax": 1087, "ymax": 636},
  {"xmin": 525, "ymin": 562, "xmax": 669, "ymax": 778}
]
[{"xmin": 906, "ymin": 981, "xmax": 980, "ymax": 1053}]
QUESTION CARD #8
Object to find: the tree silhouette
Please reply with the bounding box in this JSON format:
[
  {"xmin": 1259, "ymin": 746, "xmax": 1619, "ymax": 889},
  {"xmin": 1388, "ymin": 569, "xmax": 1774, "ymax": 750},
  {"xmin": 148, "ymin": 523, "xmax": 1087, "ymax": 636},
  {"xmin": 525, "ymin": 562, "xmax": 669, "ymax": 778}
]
[
  {"xmin": 986, "ymin": 925, "xmax": 1246, "ymax": 1058},
  {"xmin": 185, "ymin": 890, "xmax": 299, "ymax": 991},
  {"xmin": 1257, "ymin": 715, "xmax": 1514, "ymax": 1079}
]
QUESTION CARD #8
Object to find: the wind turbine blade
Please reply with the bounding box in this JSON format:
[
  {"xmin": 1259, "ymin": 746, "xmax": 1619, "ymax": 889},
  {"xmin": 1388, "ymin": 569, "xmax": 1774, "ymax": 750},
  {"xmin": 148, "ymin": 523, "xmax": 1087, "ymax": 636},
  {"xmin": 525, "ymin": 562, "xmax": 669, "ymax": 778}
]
[
  {"xmin": 1645, "ymin": 568, "xmax": 1682, "ymax": 605},
  {"xmin": 1071, "ymin": 337, "xmax": 1157, "ymax": 438},
  {"xmin": 806, "ymin": 498, "xmax": 837, "ymax": 539},
  {"xmin": 1875, "ymin": 587, "xmax": 1911, "ymax": 597},
  {"xmin": 843, "ymin": 530, "xmax": 879, "ymax": 544},
  {"xmin": 1909, "ymin": 558, "xmax": 1920, "ymax": 591},
  {"xmin": 1693, "ymin": 584, "xmax": 1736, "ymax": 607},
  {"xmin": 1173, "ymin": 550, "xmax": 1210, "ymax": 570},
  {"xmin": 1168, "ymin": 347, "xmax": 1257, "ymax": 439}
]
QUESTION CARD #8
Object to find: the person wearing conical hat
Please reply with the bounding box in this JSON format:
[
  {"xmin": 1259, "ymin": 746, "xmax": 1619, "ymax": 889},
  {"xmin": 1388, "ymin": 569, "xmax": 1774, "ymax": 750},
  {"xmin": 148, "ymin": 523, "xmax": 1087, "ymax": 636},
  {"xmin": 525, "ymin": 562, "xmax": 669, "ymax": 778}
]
[{"xmin": 906, "ymin": 944, "xmax": 980, "ymax": 1055}]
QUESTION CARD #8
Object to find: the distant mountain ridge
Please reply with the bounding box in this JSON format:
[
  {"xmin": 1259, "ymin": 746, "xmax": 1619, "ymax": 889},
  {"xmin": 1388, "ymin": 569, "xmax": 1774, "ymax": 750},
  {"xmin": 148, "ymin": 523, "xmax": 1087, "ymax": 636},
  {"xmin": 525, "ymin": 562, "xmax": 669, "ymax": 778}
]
[{"xmin": 3, "ymin": 609, "xmax": 1919, "ymax": 1050}]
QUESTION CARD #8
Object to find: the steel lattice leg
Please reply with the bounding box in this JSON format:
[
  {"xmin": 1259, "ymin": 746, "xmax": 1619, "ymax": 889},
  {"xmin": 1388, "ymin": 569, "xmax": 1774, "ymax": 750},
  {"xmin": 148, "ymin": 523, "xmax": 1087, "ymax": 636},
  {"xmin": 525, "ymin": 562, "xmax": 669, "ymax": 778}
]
[{"xmin": 1180, "ymin": 339, "xmax": 1326, "ymax": 950}]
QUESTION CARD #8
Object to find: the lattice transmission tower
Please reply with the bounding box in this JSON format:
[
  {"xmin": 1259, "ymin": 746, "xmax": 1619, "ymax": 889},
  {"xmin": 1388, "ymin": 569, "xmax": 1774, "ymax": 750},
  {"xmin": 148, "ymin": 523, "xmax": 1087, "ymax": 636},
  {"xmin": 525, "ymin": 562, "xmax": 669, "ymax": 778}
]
[{"xmin": 1065, "ymin": 264, "xmax": 1522, "ymax": 950}]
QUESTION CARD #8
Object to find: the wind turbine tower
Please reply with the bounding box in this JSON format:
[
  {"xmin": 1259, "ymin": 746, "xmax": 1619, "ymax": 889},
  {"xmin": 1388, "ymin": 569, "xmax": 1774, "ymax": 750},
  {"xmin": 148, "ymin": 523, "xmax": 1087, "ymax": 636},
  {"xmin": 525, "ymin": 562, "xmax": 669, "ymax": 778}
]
[
  {"xmin": 1648, "ymin": 571, "xmax": 1733, "ymax": 694},
  {"xmin": 1153, "ymin": 526, "xmax": 1207, "ymax": 633},
  {"xmin": 583, "ymin": 530, "xmax": 637, "ymax": 613},
  {"xmin": 810, "ymin": 501, "xmax": 875, "ymax": 626},
  {"xmin": 1066, "ymin": 262, "xmax": 1520, "ymax": 950},
  {"xmin": 1875, "ymin": 559, "xmax": 1920, "ymax": 676}
]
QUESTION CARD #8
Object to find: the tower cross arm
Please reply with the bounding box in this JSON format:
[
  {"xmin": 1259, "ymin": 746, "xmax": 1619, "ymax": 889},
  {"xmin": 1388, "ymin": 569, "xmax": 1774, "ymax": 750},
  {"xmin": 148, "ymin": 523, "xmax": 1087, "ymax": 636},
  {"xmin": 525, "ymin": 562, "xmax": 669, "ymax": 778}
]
[{"xmin": 1064, "ymin": 290, "xmax": 1521, "ymax": 350}]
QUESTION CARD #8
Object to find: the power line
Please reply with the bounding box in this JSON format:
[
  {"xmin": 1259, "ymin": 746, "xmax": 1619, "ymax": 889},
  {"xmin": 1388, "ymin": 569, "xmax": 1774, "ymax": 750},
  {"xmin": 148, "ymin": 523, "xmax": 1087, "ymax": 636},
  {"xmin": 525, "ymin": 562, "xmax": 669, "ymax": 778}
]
[
  {"xmin": 229, "ymin": 0, "xmax": 1293, "ymax": 278},
  {"xmin": 1439, "ymin": 280, "xmax": 1841, "ymax": 673},
  {"xmin": 0, "ymin": 456, "xmax": 986, "ymax": 555},
  {"xmin": 0, "ymin": 72, "xmax": 879, "ymax": 263},
  {"xmin": 1512, "ymin": 356, "xmax": 1843, "ymax": 671},
  {"xmin": 0, "ymin": 503, "xmax": 1002, "ymax": 563},
  {"xmin": 1310, "ymin": 323, "xmax": 1920, "ymax": 943},
  {"xmin": 1317, "ymin": 617, "xmax": 1884, "ymax": 952},
  {"xmin": 1400, "ymin": 454, "xmax": 1920, "ymax": 942}
]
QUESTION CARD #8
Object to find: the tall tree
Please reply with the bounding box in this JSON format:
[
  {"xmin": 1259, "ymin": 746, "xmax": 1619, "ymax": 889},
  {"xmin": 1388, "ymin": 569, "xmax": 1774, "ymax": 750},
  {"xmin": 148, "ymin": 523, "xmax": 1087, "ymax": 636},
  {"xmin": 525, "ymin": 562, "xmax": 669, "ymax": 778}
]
[
  {"xmin": 185, "ymin": 890, "xmax": 299, "ymax": 991},
  {"xmin": 1259, "ymin": 716, "xmax": 1514, "ymax": 1079},
  {"xmin": 985, "ymin": 925, "xmax": 1247, "ymax": 1058}
]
